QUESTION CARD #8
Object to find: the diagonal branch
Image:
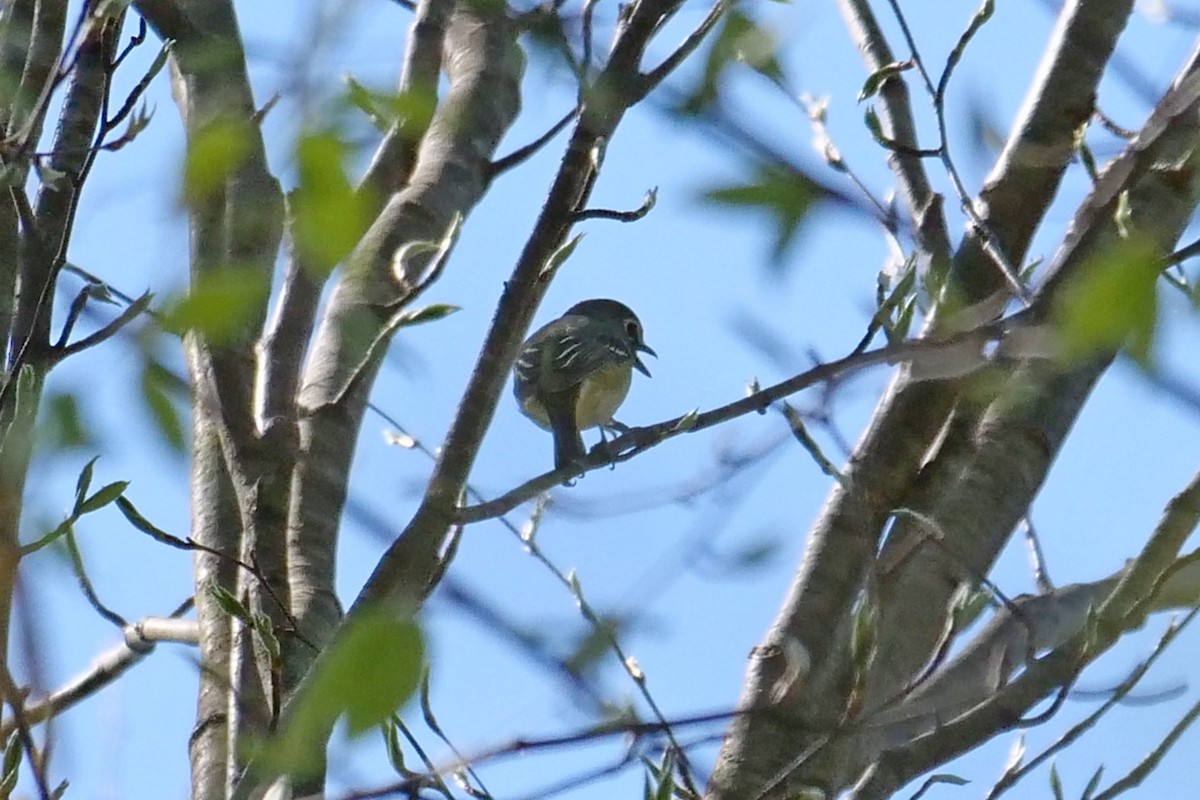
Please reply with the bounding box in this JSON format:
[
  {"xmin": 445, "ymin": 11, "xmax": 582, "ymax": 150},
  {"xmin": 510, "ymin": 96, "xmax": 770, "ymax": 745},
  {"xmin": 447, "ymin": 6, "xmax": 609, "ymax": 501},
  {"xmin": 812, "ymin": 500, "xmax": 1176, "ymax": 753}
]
[
  {"xmin": 456, "ymin": 323, "xmax": 1011, "ymax": 524},
  {"xmin": 707, "ymin": 3, "xmax": 1175, "ymax": 797},
  {"xmin": 848, "ymin": 467, "xmax": 1200, "ymax": 798},
  {"xmin": 864, "ymin": 42, "xmax": 1200, "ymax": 730},
  {"xmin": 358, "ymin": 0, "xmax": 452, "ymax": 204},
  {"xmin": 51, "ymin": 290, "xmax": 151, "ymax": 362},
  {"xmin": 837, "ymin": 0, "xmax": 952, "ymax": 279}
]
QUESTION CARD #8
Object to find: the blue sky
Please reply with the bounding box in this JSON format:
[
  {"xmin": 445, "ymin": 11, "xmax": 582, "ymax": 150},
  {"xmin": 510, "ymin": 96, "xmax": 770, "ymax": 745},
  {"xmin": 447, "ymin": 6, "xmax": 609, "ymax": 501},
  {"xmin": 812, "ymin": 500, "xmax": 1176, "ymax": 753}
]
[{"xmin": 12, "ymin": 1, "xmax": 1200, "ymax": 798}]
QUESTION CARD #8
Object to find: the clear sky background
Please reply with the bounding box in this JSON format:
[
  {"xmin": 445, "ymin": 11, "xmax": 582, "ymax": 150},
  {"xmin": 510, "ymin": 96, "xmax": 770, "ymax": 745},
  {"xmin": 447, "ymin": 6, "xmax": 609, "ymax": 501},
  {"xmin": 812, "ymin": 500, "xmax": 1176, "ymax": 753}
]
[{"xmin": 12, "ymin": 1, "xmax": 1200, "ymax": 798}]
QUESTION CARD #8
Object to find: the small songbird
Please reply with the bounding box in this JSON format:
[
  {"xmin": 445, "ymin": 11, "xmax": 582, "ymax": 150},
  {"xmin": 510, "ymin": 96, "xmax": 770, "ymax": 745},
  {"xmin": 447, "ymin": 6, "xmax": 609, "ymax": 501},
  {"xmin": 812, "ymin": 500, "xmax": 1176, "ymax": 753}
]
[{"xmin": 513, "ymin": 299, "xmax": 656, "ymax": 471}]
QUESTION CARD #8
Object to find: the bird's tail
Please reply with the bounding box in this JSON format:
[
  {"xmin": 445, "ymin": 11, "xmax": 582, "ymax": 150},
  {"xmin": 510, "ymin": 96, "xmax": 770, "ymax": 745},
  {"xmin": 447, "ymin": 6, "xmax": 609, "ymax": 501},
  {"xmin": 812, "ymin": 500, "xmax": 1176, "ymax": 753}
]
[{"xmin": 549, "ymin": 409, "xmax": 586, "ymax": 471}]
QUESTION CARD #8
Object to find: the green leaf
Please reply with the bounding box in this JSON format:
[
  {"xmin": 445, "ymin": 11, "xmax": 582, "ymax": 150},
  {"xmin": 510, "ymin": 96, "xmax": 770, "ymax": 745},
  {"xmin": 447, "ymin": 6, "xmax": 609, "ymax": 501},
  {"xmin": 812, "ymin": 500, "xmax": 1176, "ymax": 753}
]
[
  {"xmin": 341, "ymin": 76, "xmax": 436, "ymax": 135},
  {"xmin": 141, "ymin": 360, "xmax": 187, "ymax": 452},
  {"xmin": 850, "ymin": 594, "xmax": 877, "ymax": 668},
  {"xmin": 254, "ymin": 613, "xmax": 282, "ymax": 662},
  {"xmin": 1082, "ymin": 765, "xmax": 1104, "ymax": 800},
  {"xmin": 20, "ymin": 518, "xmax": 74, "ymax": 556},
  {"xmin": 1049, "ymin": 761, "xmax": 1064, "ymax": 800},
  {"xmin": 391, "ymin": 303, "xmax": 461, "ymax": 329},
  {"xmin": 2, "ymin": 730, "xmax": 21, "ymax": 795},
  {"xmin": 74, "ymin": 456, "xmax": 99, "ymax": 515},
  {"xmin": 672, "ymin": 408, "xmax": 700, "ymax": 432},
  {"xmin": 1054, "ymin": 235, "xmax": 1160, "ymax": 365},
  {"xmin": 652, "ymin": 749, "xmax": 675, "ymax": 800},
  {"xmin": 541, "ymin": 232, "xmax": 585, "ymax": 278},
  {"xmin": 207, "ymin": 583, "xmax": 253, "ymax": 623},
  {"xmin": 677, "ymin": 10, "xmax": 786, "ymax": 114},
  {"xmin": 42, "ymin": 391, "xmax": 93, "ymax": 451},
  {"xmin": 565, "ymin": 614, "xmax": 627, "ymax": 676},
  {"xmin": 924, "ymin": 774, "xmax": 970, "ymax": 789},
  {"xmin": 716, "ymin": 537, "xmax": 780, "ymax": 574},
  {"xmin": 265, "ymin": 612, "xmax": 424, "ymax": 775},
  {"xmin": 115, "ymin": 496, "xmax": 179, "ymax": 546},
  {"xmin": 701, "ymin": 164, "xmax": 828, "ymax": 264},
  {"xmin": 858, "ymin": 60, "xmax": 911, "ymax": 102},
  {"xmin": 161, "ymin": 268, "xmax": 270, "ymax": 345},
  {"xmin": 292, "ymin": 131, "xmax": 375, "ymax": 275},
  {"xmin": 77, "ymin": 480, "xmax": 129, "ymax": 515},
  {"xmin": 183, "ymin": 119, "xmax": 253, "ymax": 204},
  {"xmin": 950, "ymin": 586, "xmax": 990, "ymax": 630},
  {"xmin": 382, "ymin": 717, "xmax": 408, "ymax": 776}
]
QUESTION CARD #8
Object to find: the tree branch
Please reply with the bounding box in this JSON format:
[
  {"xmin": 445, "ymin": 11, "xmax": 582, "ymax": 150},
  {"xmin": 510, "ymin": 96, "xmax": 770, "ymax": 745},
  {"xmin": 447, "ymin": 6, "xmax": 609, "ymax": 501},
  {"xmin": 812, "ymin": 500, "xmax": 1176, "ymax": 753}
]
[
  {"xmin": 837, "ymin": 0, "xmax": 952, "ymax": 279},
  {"xmin": 358, "ymin": 0, "xmax": 452, "ymax": 204},
  {"xmin": 0, "ymin": 601, "xmax": 196, "ymax": 740},
  {"xmin": 457, "ymin": 323, "xmax": 1010, "ymax": 524},
  {"xmin": 141, "ymin": 1, "xmax": 287, "ymax": 794},
  {"xmin": 707, "ymin": 6, "xmax": 1184, "ymax": 797}
]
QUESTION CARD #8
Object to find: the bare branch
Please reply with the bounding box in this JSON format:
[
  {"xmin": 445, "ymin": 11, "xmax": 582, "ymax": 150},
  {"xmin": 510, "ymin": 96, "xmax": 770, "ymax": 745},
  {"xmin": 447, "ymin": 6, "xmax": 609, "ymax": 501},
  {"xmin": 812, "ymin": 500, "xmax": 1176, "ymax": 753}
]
[
  {"xmin": 847, "ymin": 465, "xmax": 1200, "ymax": 798},
  {"xmin": 0, "ymin": 601, "xmax": 196, "ymax": 740},
  {"xmin": 52, "ymin": 290, "xmax": 151, "ymax": 361},
  {"xmin": 0, "ymin": 661, "xmax": 53, "ymax": 800},
  {"xmin": 710, "ymin": 12, "xmax": 1194, "ymax": 797},
  {"xmin": 358, "ymin": 0, "xmax": 452, "ymax": 202},
  {"xmin": 982, "ymin": 611, "xmax": 1198, "ymax": 800},
  {"xmin": 256, "ymin": 206, "xmax": 323, "ymax": 429},
  {"xmin": 638, "ymin": 0, "xmax": 729, "ymax": 98},
  {"xmin": 572, "ymin": 187, "xmax": 656, "ymax": 222},
  {"xmin": 838, "ymin": 0, "xmax": 952, "ymax": 279},
  {"xmin": 489, "ymin": 105, "xmax": 577, "ymax": 177}
]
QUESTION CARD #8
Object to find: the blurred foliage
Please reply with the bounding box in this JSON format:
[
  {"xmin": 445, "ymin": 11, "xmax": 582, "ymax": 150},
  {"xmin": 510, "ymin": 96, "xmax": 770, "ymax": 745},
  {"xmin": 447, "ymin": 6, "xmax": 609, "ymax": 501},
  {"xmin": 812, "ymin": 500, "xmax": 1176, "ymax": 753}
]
[
  {"xmin": 677, "ymin": 9, "xmax": 785, "ymax": 116},
  {"xmin": 37, "ymin": 391, "xmax": 96, "ymax": 453},
  {"xmin": 701, "ymin": 163, "xmax": 830, "ymax": 265},
  {"xmin": 1054, "ymin": 235, "xmax": 1160, "ymax": 365},
  {"xmin": 137, "ymin": 333, "xmax": 189, "ymax": 454},
  {"xmin": 342, "ymin": 76, "xmax": 436, "ymax": 136},
  {"xmin": 292, "ymin": 130, "xmax": 375, "ymax": 276},
  {"xmin": 183, "ymin": 119, "xmax": 253, "ymax": 205},
  {"xmin": 261, "ymin": 611, "xmax": 424, "ymax": 776},
  {"xmin": 160, "ymin": 267, "xmax": 270, "ymax": 345},
  {"xmin": 565, "ymin": 612, "xmax": 631, "ymax": 678}
]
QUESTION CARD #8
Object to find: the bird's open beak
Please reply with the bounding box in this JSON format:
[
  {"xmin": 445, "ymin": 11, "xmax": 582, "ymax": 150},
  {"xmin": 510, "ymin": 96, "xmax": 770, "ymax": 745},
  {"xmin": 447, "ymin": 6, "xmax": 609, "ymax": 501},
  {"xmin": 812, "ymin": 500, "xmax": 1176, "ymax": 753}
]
[{"xmin": 634, "ymin": 343, "xmax": 657, "ymax": 377}]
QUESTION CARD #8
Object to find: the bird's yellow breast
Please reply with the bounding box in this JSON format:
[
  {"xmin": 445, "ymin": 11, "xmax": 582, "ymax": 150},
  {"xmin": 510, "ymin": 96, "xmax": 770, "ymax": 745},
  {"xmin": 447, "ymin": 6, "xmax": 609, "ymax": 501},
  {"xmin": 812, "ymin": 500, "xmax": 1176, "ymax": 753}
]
[{"xmin": 520, "ymin": 361, "xmax": 632, "ymax": 431}]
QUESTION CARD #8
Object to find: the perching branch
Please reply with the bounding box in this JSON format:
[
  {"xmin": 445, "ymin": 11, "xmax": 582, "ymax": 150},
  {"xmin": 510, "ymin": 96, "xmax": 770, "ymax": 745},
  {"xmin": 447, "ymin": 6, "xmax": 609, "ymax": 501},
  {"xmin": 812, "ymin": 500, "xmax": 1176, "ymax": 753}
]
[{"xmin": 457, "ymin": 321, "xmax": 1011, "ymax": 524}]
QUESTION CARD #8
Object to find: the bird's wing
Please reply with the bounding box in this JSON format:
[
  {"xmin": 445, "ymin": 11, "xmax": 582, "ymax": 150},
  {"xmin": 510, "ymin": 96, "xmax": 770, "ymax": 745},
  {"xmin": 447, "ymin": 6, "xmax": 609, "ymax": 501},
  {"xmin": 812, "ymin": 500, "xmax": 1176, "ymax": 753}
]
[{"xmin": 540, "ymin": 324, "xmax": 631, "ymax": 392}]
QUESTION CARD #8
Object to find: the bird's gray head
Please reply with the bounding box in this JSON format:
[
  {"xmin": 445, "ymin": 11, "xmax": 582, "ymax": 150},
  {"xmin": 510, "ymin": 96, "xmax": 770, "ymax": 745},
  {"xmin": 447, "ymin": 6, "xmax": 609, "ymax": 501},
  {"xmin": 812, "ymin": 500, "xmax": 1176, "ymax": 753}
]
[{"xmin": 565, "ymin": 298, "xmax": 656, "ymax": 375}]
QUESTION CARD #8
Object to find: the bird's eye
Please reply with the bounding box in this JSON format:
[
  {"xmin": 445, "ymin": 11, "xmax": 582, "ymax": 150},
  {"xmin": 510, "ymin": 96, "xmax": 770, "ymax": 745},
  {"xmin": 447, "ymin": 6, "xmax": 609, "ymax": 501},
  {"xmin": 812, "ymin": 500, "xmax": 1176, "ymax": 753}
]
[{"xmin": 624, "ymin": 319, "xmax": 641, "ymax": 341}]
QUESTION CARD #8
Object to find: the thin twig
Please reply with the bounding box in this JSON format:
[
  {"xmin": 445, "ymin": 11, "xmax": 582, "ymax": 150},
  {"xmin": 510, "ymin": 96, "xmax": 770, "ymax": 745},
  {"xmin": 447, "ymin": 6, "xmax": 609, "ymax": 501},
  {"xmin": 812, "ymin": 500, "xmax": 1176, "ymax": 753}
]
[
  {"xmin": 64, "ymin": 527, "xmax": 127, "ymax": 628},
  {"xmin": 883, "ymin": 0, "xmax": 1028, "ymax": 302},
  {"xmin": 1091, "ymin": 692, "xmax": 1200, "ymax": 800},
  {"xmin": 572, "ymin": 187, "xmax": 656, "ymax": 222},
  {"xmin": 638, "ymin": 0, "xmax": 729, "ymax": 97},
  {"xmin": 0, "ymin": 662, "xmax": 53, "ymax": 800},
  {"xmin": 983, "ymin": 607, "xmax": 1200, "ymax": 800},
  {"xmin": 489, "ymin": 106, "xmax": 578, "ymax": 177},
  {"xmin": 1021, "ymin": 516, "xmax": 1054, "ymax": 592},
  {"xmin": 52, "ymin": 290, "xmax": 152, "ymax": 361}
]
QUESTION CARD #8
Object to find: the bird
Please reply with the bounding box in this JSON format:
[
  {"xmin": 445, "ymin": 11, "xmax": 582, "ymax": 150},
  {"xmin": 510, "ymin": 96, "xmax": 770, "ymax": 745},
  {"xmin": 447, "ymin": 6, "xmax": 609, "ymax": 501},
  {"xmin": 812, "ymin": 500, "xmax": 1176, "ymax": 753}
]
[{"xmin": 513, "ymin": 298, "xmax": 655, "ymax": 472}]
